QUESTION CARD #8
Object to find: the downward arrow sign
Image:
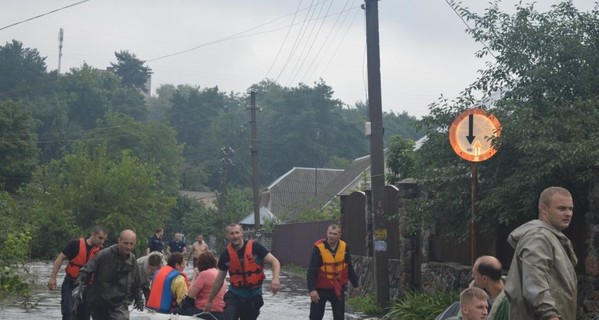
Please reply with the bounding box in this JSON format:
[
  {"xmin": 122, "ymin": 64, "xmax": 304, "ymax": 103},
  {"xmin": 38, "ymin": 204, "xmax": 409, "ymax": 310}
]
[{"xmin": 466, "ymin": 114, "xmax": 475, "ymax": 144}]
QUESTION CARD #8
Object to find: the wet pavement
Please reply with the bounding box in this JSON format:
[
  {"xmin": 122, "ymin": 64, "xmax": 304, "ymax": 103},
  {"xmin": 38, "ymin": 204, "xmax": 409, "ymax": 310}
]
[{"xmin": 0, "ymin": 260, "xmax": 376, "ymax": 319}]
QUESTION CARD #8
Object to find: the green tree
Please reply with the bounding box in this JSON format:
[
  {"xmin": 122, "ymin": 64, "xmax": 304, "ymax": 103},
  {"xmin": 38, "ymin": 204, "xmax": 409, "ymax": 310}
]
[
  {"xmin": 81, "ymin": 112, "xmax": 184, "ymax": 196},
  {"xmin": 110, "ymin": 50, "xmax": 152, "ymax": 93},
  {"xmin": 251, "ymin": 80, "xmax": 368, "ymax": 184},
  {"xmin": 386, "ymin": 135, "xmax": 416, "ymax": 185},
  {"xmin": 28, "ymin": 143, "xmax": 176, "ymax": 254},
  {"xmin": 0, "ymin": 100, "xmax": 38, "ymax": 193},
  {"xmin": 0, "ymin": 40, "xmax": 52, "ymax": 101},
  {"xmin": 413, "ymin": 1, "xmax": 599, "ymax": 234}
]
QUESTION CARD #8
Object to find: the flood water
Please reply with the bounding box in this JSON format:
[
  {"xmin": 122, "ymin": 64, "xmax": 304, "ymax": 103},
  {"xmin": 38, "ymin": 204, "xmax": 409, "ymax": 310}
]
[{"xmin": 0, "ymin": 261, "xmax": 377, "ymax": 320}]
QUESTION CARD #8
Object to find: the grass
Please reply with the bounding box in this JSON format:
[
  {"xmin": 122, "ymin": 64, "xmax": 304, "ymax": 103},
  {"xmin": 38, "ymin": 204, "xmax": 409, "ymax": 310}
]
[
  {"xmin": 282, "ymin": 263, "xmax": 307, "ymax": 277},
  {"xmin": 347, "ymin": 292, "xmax": 386, "ymax": 316}
]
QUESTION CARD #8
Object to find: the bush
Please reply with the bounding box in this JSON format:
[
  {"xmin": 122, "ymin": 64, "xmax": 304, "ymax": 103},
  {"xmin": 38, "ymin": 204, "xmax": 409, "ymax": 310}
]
[
  {"xmin": 381, "ymin": 290, "xmax": 459, "ymax": 320},
  {"xmin": 346, "ymin": 291, "xmax": 386, "ymax": 316},
  {"xmin": 0, "ymin": 231, "xmax": 32, "ymax": 300}
]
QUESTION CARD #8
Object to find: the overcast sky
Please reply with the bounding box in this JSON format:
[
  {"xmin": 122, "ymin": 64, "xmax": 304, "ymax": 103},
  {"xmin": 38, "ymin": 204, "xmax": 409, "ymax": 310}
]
[{"xmin": 1, "ymin": 0, "xmax": 596, "ymax": 118}]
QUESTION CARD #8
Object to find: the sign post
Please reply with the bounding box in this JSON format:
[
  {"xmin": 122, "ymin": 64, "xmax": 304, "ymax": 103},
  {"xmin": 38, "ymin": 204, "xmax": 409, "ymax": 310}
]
[{"xmin": 449, "ymin": 108, "xmax": 501, "ymax": 263}]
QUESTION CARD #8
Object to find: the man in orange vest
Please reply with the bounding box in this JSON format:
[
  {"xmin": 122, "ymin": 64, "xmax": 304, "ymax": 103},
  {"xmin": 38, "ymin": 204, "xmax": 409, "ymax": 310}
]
[
  {"xmin": 47, "ymin": 225, "xmax": 108, "ymax": 320},
  {"xmin": 307, "ymin": 223, "xmax": 359, "ymax": 320},
  {"xmin": 204, "ymin": 223, "xmax": 280, "ymax": 320}
]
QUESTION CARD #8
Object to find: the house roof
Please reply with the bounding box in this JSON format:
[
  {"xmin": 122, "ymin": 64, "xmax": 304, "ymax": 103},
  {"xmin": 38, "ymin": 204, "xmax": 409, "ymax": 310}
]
[
  {"xmin": 264, "ymin": 167, "xmax": 344, "ymax": 221},
  {"xmin": 239, "ymin": 207, "xmax": 278, "ymax": 225},
  {"xmin": 179, "ymin": 190, "xmax": 217, "ymax": 209},
  {"xmin": 264, "ymin": 155, "xmax": 373, "ymax": 221}
]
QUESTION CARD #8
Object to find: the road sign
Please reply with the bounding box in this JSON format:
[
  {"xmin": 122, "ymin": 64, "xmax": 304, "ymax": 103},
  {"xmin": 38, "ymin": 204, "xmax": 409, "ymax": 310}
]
[{"xmin": 449, "ymin": 108, "xmax": 501, "ymax": 162}]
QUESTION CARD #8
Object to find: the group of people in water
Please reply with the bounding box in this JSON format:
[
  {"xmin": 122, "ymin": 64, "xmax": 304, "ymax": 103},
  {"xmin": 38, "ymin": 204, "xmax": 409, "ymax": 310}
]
[
  {"xmin": 48, "ymin": 223, "xmax": 284, "ymax": 320},
  {"xmin": 47, "ymin": 221, "xmax": 358, "ymax": 320}
]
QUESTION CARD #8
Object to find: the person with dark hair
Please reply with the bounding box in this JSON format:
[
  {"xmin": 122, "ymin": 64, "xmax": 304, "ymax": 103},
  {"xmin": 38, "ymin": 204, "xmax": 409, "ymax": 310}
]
[
  {"xmin": 137, "ymin": 251, "xmax": 166, "ymax": 300},
  {"xmin": 505, "ymin": 186, "xmax": 577, "ymax": 320},
  {"xmin": 48, "ymin": 225, "xmax": 108, "ymax": 320},
  {"xmin": 179, "ymin": 252, "xmax": 226, "ymax": 319},
  {"xmin": 147, "ymin": 228, "xmax": 164, "ymax": 254},
  {"xmin": 204, "ymin": 223, "xmax": 280, "ymax": 320},
  {"xmin": 166, "ymin": 232, "xmax": 187, "ymax": 256},
  {"xmin": 472, "ymin": 256, "xmax": 508, "ymax": 320},
  {"xmin": 147, "ymin": 252, "xmax": 190, "ymax": 314},
  {"xmin": 76, "ymin": 229, "xmax": 144, "ymax": 319},
  {"xmin": 307, "ymin": 223, "xmax": 359, "ymax": 320}
]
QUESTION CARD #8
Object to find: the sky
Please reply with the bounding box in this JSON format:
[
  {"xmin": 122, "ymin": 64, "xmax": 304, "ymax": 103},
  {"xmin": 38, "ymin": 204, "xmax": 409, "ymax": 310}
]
[{"xmin": 1, "ymin": 0, "xmax": 596, "ymax": 118}]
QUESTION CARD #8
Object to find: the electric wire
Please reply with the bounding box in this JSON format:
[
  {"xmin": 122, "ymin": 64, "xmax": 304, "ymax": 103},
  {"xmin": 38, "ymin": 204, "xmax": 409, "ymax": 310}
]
[
  {"xmin": 146, "ymin": 6, "xmax": 312, "ymax": 62},
  {"xmin": 274, "ymin": 0, "xmax": 319, "ymax": 82},
  {"xmin": 0, "ymin": 0, "xmax": 90, "ymax": 31},
  {"xmin": 263, "ymin": 0, "xmax": 304, "ymax": 80},
  {"xmin": 285, "ymin": 0, "xmax": 331, "ymax": 86},
  {"xmin": 299, "ymin": 0, "xmax": 356, "ymax": 83}
]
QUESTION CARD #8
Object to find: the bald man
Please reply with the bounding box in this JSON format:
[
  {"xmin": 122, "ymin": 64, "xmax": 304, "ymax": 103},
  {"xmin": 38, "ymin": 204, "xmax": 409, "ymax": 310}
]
[
  {"xmin": 472, "ymin": 256, "xmax": 509, "ymax": 320},
  {"xmin": 77, "ymin": 229, "xmax": 145, "ymax": 319}
]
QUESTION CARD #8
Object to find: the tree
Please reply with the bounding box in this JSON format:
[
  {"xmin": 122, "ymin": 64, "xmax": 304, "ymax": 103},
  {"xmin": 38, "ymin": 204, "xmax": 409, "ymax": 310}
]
[
  {"xmin": 110, "ymin": 50, "xmax": 152, "ymax": 93},
  {"xmin": 412, "ymin": 1, "xmax": 599, "ymax": 234},
  {"xmin": 251, "ymin": 80, "xmax": 368, "ymax": 184},
  {"xmin": 81, "ymin": 112, "xmax": 184, "ymax": 196},
  {"xmin": 28, "ymin": 143, "xmax": 176, "ymax": 253},
  {"xmin": 0, "ymin": 101, "xmax": 38, "ymax": 193},
  {"xmin": 386, "ymin": 135, "xmax": 416, "ymax": 185},
  {"xmin": 0, "ymin": 40, "xmax": 51, "ymax": 101}
]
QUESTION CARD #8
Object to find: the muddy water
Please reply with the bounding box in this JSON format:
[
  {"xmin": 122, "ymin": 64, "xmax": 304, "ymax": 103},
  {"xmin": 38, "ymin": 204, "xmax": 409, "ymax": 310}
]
[{"xmin": 0, "ymin": 261, "xmax": 376, "ymax": 319}]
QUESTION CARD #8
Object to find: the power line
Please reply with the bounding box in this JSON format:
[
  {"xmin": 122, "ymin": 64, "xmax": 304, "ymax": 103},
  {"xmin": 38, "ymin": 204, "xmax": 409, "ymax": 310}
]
[
  {"xmin": 263, "ymin": 0, "xmax": 305, "ymax": 80},
  {"xmin": 146, "ymin": 6, "xmax": 313, "ymax": 62},
  {"xmin": 0, "ymin": 0, "xmax": 90, "ymax": 32},
  {"xmin": 299, "ymin": 0, "xmax": 356, "ymax": 83}
]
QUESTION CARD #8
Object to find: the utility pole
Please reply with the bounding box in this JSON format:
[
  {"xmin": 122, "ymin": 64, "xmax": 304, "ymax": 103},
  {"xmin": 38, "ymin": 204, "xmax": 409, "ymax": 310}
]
[
  {"xmin": 58, "ymin": 28, "xmax": 64, "ymax": 74},
  {"xmin": 219, "ymin": 146, "xmax": 233, "ymax": 222},
  {"xmin": 249, "ymin": 91, "xmax": 261, "ymax": 231},
  {"xmin": 314, "ymin": 128, "xmax": 320, "ymax": 196},
  {"xmin": 364, "ymin": 0, "xmax": 389, "ymax": 307}
]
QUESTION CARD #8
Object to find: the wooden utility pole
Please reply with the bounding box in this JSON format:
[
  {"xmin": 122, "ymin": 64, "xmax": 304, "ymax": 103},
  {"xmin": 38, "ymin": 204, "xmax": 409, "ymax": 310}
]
[
  {"xmin": 364, "ymin": 0, "xmax": 389, "ymax": 307},
  {"xmin": 249, "ymin": 91, "xmax": 261, "ymax": 231}
]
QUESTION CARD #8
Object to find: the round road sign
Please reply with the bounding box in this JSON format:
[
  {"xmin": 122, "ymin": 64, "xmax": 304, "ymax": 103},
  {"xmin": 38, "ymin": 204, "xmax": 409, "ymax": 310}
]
[{"xmin": 449, "ymin": 108, "xmax": 501, "ymax": 162}]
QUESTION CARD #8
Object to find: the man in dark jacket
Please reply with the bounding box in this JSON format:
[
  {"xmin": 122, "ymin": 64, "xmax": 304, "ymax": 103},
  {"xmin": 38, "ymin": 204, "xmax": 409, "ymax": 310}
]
[
  {"xmin": 76, "ymin": 229, "xmax": 144, "ymax": 319},
  {"xmin": 307, "ymin": 224, "xmax": 359, "ymax": 320},
  {"xmin": 48, "ymin": 225, "xmax": 107, "ymax": 320}
]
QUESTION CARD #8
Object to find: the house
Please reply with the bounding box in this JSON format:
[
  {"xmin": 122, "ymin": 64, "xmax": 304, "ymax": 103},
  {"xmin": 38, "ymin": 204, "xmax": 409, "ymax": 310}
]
[
  {"xmin": 261, "ymin": 155, "xmax": 373, "ymax": 222},
  {"xmin": 179, "ymin": 190, "xmax": 217, "ymax": 209},
  {"xmin": 239, "ymin": 207, "xmax": 279, "ymax": 227}
]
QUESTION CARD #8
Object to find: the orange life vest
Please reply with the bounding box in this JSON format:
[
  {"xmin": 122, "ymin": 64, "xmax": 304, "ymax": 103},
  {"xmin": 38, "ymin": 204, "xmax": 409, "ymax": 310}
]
[
  {"xmin": 227, "ymin": 240, "xmax": 265, "ymax": 289},
  {"xmin": 65, "ymin": 238, "xmax": 100, "ymax": 279},
  {"xmin": 314, "ymin": 239, "xmax": 349, "ymax": 289},
  {"xmin": 146, "ymin": 266, "xmax": 189, "ymax": 313}
]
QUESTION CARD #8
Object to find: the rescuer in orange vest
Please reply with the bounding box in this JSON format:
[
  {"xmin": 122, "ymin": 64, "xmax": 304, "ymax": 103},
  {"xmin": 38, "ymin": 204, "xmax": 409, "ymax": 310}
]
[
  {"xmin": 307, "ymin": 223, "xmax": 359, "ymax": 320},
  {"xmin": 204, "ymin": 223, "xmax": 281, "ymax": 320},
  {"xmin": 47, "ymin": 225, "xmax": 108, "ymax": 320}
]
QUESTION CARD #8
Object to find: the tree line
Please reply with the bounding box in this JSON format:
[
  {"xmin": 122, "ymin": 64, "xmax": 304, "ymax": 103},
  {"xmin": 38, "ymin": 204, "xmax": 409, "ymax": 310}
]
[{"xmin": 0, "ymin": 40, "xmax": 422, "ymax": 262}]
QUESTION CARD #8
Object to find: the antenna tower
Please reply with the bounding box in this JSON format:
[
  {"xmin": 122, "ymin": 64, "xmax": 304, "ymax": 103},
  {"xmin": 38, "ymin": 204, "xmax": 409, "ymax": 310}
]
[{"xmin": 58, "ymin": 28, "xmax": 64, "ymax": 74}]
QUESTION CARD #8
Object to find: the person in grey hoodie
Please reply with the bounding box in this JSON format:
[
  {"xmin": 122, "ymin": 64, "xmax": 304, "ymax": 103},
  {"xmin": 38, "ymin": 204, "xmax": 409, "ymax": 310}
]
[{"xmin": 504, "ymin": 186, "xmax": 578, "ymax": 320}]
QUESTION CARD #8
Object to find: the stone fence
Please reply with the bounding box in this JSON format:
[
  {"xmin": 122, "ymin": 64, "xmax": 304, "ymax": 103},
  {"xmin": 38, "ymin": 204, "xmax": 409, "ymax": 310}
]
[{"xmin": 350, "ymin": 256, "xmax": 472, "ymax": 300}]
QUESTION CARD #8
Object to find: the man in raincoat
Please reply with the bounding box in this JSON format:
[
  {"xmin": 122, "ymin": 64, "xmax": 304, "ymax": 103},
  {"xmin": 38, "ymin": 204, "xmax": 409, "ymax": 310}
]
[{"xmin": 504, "ymin": 186, "xmax": 578, "ymax": 320}]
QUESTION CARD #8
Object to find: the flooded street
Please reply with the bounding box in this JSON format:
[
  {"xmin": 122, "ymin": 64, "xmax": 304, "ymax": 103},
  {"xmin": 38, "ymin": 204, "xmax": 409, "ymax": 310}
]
[{"xmin": 0, "ymin": 261, "xmax": 375, "ymax": 319}]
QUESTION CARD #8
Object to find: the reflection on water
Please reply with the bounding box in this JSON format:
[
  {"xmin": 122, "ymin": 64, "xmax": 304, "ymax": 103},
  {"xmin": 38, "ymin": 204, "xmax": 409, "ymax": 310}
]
[{"xmin": 1, "ymin": 261, "xmax": 376, "ymax": 319}]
